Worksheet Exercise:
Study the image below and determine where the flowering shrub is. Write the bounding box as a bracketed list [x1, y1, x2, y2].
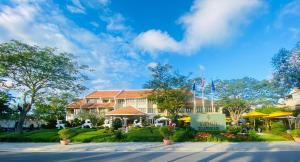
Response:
[194, 132, 211, 139]
[222, 132, 235, 139]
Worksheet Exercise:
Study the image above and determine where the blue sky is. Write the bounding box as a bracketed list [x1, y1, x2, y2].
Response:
[0, 0, 299, 92]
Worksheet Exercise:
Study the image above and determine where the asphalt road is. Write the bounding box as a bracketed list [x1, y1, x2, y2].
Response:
[0, 151, 299, 162]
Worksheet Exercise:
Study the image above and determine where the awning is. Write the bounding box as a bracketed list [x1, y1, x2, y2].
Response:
[243, 111, 268, 118]
[265, 112, 293, 118]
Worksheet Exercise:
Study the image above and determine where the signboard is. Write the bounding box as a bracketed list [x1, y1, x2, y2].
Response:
[190, 113, 226, 131]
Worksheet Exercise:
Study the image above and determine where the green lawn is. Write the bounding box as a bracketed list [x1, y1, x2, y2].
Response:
[0, 129, 59, 142]
[258, 133, 292, 141]
[0, 128, 294, 142]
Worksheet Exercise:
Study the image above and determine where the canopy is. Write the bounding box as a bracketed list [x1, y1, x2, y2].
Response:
[265, 112, 293, 118]
[179, 116, 190, 123]
[243, 111, 268, 118]
[242, 111, 268, 127]
[156, 117, 169, 121]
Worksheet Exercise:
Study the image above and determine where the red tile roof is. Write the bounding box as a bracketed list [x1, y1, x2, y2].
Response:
[86, 90, 120, 98]
[116, 90, 153, 98]
[106, 106, 146, 116]
[68, 99, 115, 109]
[68, 99, 85, 108]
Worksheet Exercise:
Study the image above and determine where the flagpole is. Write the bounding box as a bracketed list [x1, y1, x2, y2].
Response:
[211, 91, 214, 112]
[202, 89, 204, 113]
[193, 80, 196, 113]
[193, 90, 196, 113]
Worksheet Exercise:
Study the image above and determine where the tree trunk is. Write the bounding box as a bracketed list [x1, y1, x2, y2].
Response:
[16, 110, 26, 134]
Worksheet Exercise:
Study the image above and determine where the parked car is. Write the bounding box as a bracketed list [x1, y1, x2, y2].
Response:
[81, 119, 92, 128]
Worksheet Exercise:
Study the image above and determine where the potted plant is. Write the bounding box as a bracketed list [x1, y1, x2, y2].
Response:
[58, 128, 72, 145]
[292, 129, 300, 143]
[159, 126, 174, 145]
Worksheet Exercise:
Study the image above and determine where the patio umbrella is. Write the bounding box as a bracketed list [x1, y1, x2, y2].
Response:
[265, 112, 294, 129]
[265, 112, 293, 118]
[242, 111, 268, 127]
[179, 116, 190, 123]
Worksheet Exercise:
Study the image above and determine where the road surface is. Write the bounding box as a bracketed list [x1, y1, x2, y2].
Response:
[1, 151, 299, 162]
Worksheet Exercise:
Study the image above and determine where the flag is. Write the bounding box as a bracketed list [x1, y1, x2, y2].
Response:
[201, 78, 205, 92]
[211, 80, 215, 93]
[192, 80, 196, 91]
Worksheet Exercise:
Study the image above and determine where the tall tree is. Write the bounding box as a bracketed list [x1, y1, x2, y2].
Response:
[33, 93, 73, 122]
[272, 42, 300, 91]
[0, 40, 88, 133]
[144, 63, 192, 118]
[204, 77, 284, 105]
[218, 98, 250, 125]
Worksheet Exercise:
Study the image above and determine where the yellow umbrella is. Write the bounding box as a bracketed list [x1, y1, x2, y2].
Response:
[243, 111, 268, 127]
[226, 117, 231, 123]
[179, 116, 190, 123]
[243, 111, 268, 118]
[265, 112, 293, 118]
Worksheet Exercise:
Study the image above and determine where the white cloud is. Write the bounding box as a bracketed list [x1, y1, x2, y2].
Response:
[199, 65, 205, 71]
[101, 13, 128, 31]
[67, 0, 85, 14]
[147, 62, 158, 68]
[134, 29, 179, 53]
[134, 0, 262, 54]
[279, 0, 300, 18]
[0, 1, 146, 91]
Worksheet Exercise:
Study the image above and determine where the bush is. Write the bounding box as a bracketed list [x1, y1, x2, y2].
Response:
[248, 129, 259, 141]
[112, 118, 122, 130]
[171, 127, 196, 142]
[271, 121, 286, 135]
[114, 130, 124, 140]
[41, 119, 57, 129]
[70, 118, 84, 127]
[58, 128, 72, 140]
[126, 127, 162, 142]
[291, 129, 300, 137]
[227, 125, 242, 134]
[159, 126, 174, 140]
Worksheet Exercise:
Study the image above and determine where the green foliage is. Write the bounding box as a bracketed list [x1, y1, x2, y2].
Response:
[227, 125, 242, 134]
[114, 130, 124, 140]
[70, 118, 84, 127]
[149, 89, 191, 118]
[126, 127, 163, 142]
[144, 63, 192, 117]
[159, 126, 174, 140]
[206, 77, 284, 105]
[271, 121, 286, 135]
[291, 129, 300, 137]
[77, 111, 104, 126]
[255, 106, 283, 114]
[58, 128, 72, 140]
[41, 119, 57, 129]
[171, 127, 196, 142]
[33, 93, 73, 122]
[218, 98, 249, 125]
[272, 42, 300, 90]
[248, 129, 258, 140]
[112, 118, 122, 130]
[0, 129, 59, 142]
[0, 40, 88, 133]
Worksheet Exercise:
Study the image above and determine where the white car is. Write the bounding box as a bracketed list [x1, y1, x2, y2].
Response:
[81, 119, 92, 128]
[56, 120, 65, 129]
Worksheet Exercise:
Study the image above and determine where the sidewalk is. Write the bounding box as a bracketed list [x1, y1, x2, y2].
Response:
[1, 142, 300, 152]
